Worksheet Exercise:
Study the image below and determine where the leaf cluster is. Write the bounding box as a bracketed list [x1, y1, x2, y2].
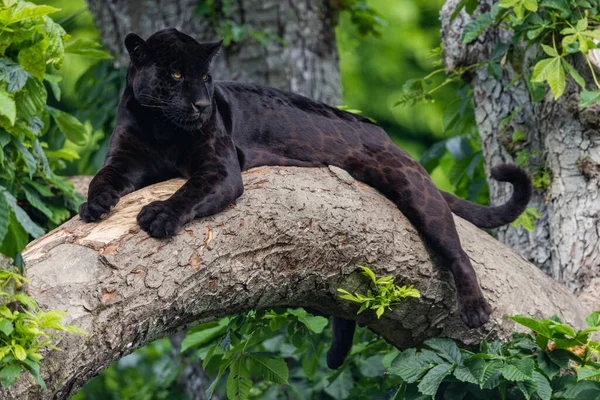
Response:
[337, 266, 420, 318]
[0, 268, 87, 389]
[387, 312, 600, 399]
[0, 0, 110, 257]
[459, 0, 600, 104]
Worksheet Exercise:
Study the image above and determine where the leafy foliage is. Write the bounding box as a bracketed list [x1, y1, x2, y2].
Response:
[0, 0, 110, 257]
[458, 0, 600, 104]
[337, 266, 420, 318]
[387, 312, 600, 399]
[0, 267, 87, 389]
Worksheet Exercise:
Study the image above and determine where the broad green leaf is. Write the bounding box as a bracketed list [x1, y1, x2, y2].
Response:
[227, 357, 252, 400]
[531, 56, 566, 100]
[509, 315, 554, 337]
[424, 338, 463, 364]
[0, 319, 13, 336]
[537, 351, 560, 379]
[23, 185, 52, 219]
[46, 106, 87, 145]
[17, 37, 49, 81]
[287, 309, 328, 333]
[562, 61, 585, 90]
[3, 191, 44, 238]
[246, 353, 289, 384]
[454, 364, 478, 384]
[44, 74, 62, 101]
[43, 17, 68, 69]
[64, 38, 112, 59]
[324, 370, 353, 400]
[533, 370, 552, 400]
[578, 367, 600, 381]
[0, 210, 29, 258]
[417, 363, 454, 396]
[501, 358, 534, 381]
[12, 344, 26, 361]
[1, 60, 28, 93]
[462, 11, 494, 44]
[15, 78, 46, 123]
[585, 311, 600, 327]
[15, 141, 36, 178]
[0, 362, 21, 388]
[9, 4, 59, 24]
[0, 192, 8, 244]
[541, 44, 558, 57]
[0, 91, 16, 126]
[580, 90, 600, 107]
[389, 348, 434, 383]
[181, 320, 228, 352]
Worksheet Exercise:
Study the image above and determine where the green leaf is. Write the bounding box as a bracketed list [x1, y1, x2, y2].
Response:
[508, 315, 553, 337]
[15, 141, 36, 178]
[531, 56, 566, 100]
[8, 4, 60, 24]
[585, 311, 600, 327]
[462, 11, 494, 44]
[0, 192, 9, 245]
[12, 344, 26, 361]
[562, 61, 585, 90]
[246, 353, 289, 384]
[17, 38, 49, 81]
[288, 309, 328, 333]
[181, 320, 228, 352]
[20, 356, 46, 390]
[64, 38, 113, 59]
[501, 358, 534, 381]
[0, 362, 21, 388]
[0, 60, 29, 93]
[3, 190, 44, 238]
[0, 91, 16, 126]
[580, 90, 600, 107]
[0, 319, 13, 336]
[533, 370, 552, 400]
[227, 357, 252, 400]
[325, 370, 353, 400]
[537, 351, 560, 379]
[23, 185, 52, 219]
[424, 338, 463, 364]
[417, 363, 454, 396]
[15, 78, 46, 123]
[578, 367, 600, 381]
[389, 348, 434, 383]
[46, 106, 87, 145]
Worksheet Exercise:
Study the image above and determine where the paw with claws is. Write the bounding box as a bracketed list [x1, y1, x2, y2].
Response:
[79, 189, 119, 222]
[137, 200, 182, 238]
[457, 291, 492, 328]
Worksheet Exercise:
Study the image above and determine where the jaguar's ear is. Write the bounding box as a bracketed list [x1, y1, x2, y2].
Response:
[204, 39, 223, 63]
[125, 33, 149, 65]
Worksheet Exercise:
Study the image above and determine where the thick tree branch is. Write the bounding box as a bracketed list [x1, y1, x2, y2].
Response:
[3, 167, 588, 399]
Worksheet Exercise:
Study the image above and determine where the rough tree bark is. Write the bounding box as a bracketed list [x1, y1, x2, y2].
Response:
[441, 0, 600, 306]
[0, 167, 589, 399]
[85, 0, 341, 105]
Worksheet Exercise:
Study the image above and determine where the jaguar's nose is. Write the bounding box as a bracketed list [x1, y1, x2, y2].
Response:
[191, 99, 210, 112]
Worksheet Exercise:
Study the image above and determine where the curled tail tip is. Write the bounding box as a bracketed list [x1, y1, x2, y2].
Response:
[490, 163, 530, 182]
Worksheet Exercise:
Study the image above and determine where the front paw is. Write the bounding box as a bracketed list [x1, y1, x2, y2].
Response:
[137, 201, 181, 238]
[79, 190, 119, 222]
[457, 292, 492, 329]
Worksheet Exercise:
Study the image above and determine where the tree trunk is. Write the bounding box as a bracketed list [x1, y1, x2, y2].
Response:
[85, 0, 341, 105]
[441, 0, 600, 306]
[0, 167, 588, 399]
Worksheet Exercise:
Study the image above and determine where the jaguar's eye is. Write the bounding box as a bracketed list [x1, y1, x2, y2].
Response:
[172, 71, 182, 80]
[202, 74, 208, 81]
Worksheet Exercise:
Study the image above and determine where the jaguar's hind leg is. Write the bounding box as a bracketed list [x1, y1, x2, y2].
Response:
[360, 158, 491, 328]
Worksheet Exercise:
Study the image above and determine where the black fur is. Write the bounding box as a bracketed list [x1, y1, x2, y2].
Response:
[80, 28, 532, 369]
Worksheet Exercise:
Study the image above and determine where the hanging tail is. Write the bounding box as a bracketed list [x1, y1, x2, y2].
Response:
[441, 164, 532, 228]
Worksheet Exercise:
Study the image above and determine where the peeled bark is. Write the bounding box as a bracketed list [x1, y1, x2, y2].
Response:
[441, 0, 600, 305]
[1, 166, 588, 399]
[85, 0, 341, 105]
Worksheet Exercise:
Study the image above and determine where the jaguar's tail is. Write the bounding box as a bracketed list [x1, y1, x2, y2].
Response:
[326, 317, 356, 369]
[441, 164, 532, 228]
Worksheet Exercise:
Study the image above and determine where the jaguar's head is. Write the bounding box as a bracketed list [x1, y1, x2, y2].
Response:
[124, 28, 222, 130]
